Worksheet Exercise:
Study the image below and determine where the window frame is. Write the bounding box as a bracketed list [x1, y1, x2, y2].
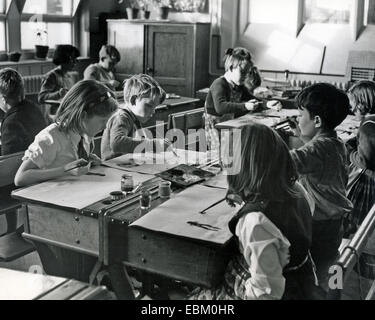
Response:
[20, 0, 80, 53]
[0, 0, 11, 53]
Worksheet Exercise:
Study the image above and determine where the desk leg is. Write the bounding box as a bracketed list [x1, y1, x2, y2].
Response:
[89, 260, 103, 285]
[108, 263, 135, 300]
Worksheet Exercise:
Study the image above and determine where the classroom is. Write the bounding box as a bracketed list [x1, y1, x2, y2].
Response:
[0, 0, 375, 302]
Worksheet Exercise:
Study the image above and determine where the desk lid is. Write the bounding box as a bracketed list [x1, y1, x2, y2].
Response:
[130, 184, 237, 246]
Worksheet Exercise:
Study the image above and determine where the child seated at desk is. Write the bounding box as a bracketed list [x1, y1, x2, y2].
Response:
[344, 116, 375, 279]
[347, 80, 375, 121]
[188, 123, 316, 300]
[289, 83, 353, 292]
[38, 45, 81, 123]
[0, 68, 46, 233]
[15, 80, 118, 187]
[101, 74, 171, 161]
[84, 45, 121, 91]
[204, 47, 263, 156]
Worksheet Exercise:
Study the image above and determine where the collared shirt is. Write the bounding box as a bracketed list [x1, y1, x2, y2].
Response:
[290, 130, 353, 221]
[23, 123, 92, 169]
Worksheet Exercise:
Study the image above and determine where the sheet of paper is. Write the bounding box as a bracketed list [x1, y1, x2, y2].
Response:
[0, 268, 66, 300]
[130, 184, 237, 245]
[202, 172, 228, 190]
[12, 166, 154, 210]
[105, 150, 208, 175]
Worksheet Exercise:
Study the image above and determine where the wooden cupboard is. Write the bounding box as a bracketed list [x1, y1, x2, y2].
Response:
[107, 20, 210, 97]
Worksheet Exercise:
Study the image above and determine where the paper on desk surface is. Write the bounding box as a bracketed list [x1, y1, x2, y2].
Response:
[216, 109, 300, 129]
[12, 166, 153, 210]
[203, 172, 228, 190]
[104, 149, 208, 175]
[130, 184, 236, 245]
[0, 268, 66, 300]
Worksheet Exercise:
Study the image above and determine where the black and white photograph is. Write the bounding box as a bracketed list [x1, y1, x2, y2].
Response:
[0, 0, 375, 307]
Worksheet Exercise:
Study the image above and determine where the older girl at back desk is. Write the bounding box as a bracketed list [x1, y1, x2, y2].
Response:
[204, 47, 263, 156]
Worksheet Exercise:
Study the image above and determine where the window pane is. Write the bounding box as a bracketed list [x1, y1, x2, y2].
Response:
[23, 0, 73, 16]
[0, 0, 5, 14]
[0, 21, 5, 51]
[249, 0, 297, 25]
[365, 0, 375, 25]
[304, 0, 352, 24]
[21, 21, 72, 50]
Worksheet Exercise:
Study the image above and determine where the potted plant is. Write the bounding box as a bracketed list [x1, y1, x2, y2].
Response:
[35, 29, 49, 59]
[139, 0, 152, 19]
[126, 0, 140, 19]
[154, 0, 172, 20]
[9, 51, 22, 62]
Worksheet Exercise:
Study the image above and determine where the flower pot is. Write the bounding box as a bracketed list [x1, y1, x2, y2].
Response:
[143, 10, 151, 20]
[126, 7, 139, 20]
[160, 6, 170, 20]
[9, 52, 21, 62]
[0, 53, 8, 62]
[35, 45, 49, 60]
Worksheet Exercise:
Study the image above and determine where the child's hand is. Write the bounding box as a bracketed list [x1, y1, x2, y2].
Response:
[59, 88, 68, 98]
[88, 154, 102, 166]
[267, 100, 282, 111]
[245, 99, 263, 112]
[108, 80, 120, 89]
[289, 117, 301, 137]
[64, 159, 90, 176]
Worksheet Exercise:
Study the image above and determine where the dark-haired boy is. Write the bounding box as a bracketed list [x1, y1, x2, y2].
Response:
[0, 68, 46, 233]
[290, 83, 353, 291]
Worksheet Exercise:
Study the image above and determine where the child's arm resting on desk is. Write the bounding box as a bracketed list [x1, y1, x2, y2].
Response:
[14, 158, 89, 187]
[236, 212, 289, 300]
[211, 80, 252, 116]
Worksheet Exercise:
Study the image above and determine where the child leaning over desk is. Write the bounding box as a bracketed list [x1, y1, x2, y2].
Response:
[12, 80, 135, 294]
[101, 74, 171, 161]
[187, 123, 316, 300]
[289, 83, 353, 293]
[15, 80, 118, 187]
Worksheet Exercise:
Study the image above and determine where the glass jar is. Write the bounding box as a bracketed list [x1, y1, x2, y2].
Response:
[121, 174, 134, 193]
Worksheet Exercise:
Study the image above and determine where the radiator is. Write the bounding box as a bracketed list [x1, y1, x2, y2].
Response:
[23, 75, 44, 95]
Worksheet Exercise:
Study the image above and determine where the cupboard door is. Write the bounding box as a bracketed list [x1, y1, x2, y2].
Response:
[146, 25, 194, 96]
[108, 22, 145, 80]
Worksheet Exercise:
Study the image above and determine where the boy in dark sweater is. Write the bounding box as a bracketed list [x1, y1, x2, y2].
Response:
[290, 83, 353, 291]
[0, 68, 46, 233]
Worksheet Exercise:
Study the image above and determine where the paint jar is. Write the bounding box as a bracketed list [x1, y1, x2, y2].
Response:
[158, 181, 171, 199]
[121, 174, 134, 193]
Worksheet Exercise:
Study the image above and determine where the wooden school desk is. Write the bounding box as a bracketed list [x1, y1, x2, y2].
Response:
[216, 109, 361, 143]
[11, 150, 233, 297]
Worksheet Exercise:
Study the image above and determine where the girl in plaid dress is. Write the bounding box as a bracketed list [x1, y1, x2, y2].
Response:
[189, 123, 317, 300]
[204, 47, 263, 158]
[344, 116, 375, 279]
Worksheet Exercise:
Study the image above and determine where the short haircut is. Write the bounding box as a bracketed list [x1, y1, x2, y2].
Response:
[227, 122, 298, 202]
[123, 74, 166, 105]
[52, 45, 80, 66]
[0, 68, 24, 99]
[56, 80, 118, 134]
[296, 83, 350, 130]
[223, 47, 253, 72]
[99, 45, 121, 63]
[348, 80, 375, 116]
